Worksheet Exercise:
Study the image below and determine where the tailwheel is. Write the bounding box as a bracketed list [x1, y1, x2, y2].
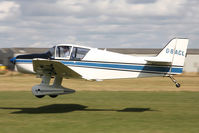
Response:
[49, 95, 58, 98]
[175, 83, 181, 88]
[36, 95, 45, 98]
[169, 75, 181, 88]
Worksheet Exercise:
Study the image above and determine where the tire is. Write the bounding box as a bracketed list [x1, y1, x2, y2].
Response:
[176, 83, 181, 88]
[49, 95, 58, 98]
[36, 95, 45, 98]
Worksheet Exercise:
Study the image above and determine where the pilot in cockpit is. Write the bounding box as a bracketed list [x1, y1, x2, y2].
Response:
[62, 46, 70, 57]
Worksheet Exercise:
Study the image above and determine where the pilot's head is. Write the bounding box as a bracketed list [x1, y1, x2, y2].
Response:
[63, 46, 70, 52]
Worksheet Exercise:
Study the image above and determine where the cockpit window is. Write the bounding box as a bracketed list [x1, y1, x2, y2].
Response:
[56, 46, 72, 58]
[71, 47, 90, 60]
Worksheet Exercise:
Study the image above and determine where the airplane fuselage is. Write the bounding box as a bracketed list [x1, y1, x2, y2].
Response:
[13, 46, 183, 80]
[9, 38, 189, 97]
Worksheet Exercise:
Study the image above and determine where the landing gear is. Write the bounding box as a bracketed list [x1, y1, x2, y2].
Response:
[49, 95, 58, 98]
[169, 75, 181, 88]
[32, 74, 75, 98]
[36, 95, 45, 98]
[32, 64, 76, 98]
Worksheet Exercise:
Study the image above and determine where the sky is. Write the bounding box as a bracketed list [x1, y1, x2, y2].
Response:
[0, 0, 198, 48]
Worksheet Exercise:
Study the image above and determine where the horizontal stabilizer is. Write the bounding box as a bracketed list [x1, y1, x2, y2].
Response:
[145, 57, 171, 63]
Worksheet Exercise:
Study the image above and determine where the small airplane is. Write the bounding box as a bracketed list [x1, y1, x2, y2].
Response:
[10, 38, 189, 98]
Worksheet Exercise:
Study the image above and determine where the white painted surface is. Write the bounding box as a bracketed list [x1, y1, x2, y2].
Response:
[16, 63, 34, 74]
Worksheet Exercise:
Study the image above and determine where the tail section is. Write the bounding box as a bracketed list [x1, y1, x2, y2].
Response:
[157, 38, 189, 67]
[157, 38, 189, 87]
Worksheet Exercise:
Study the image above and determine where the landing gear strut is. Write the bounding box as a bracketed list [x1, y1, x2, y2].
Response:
[169, 75, 181, 88]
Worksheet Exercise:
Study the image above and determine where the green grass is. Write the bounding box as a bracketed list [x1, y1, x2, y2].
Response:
[0, 91, 199, 133]
[0, 74, 199, 91]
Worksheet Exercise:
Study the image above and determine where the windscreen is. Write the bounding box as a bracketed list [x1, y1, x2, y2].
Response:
[47, 46, 55, 58]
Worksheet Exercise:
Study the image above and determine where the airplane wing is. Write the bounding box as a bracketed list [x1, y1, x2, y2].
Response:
[32, 59, 82, 79]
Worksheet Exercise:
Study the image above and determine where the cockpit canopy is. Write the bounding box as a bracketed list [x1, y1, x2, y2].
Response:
[48, 44, 90, 60]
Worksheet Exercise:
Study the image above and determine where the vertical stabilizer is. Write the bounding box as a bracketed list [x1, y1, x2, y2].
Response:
[157, 38, 189, 67]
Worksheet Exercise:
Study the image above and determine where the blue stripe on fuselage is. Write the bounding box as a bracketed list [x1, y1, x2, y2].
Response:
[16, 60, 33, 63]
[61, 61, 173, 73]
[16, 59, 183, 74]
[171, 67, 183, 73]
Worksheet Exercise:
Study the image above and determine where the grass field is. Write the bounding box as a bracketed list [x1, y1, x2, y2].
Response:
[0, 73, 199, 91]
[0, 73, 199, 133]
[0, 91, 199, 133]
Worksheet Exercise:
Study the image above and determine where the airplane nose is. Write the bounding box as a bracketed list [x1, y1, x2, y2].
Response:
[10, 57, 17, 64]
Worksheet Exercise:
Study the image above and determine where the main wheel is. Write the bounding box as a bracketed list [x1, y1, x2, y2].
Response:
[176, 83, 181, 88]
[49, 95, 58, 98]
[36, 95, 45, 98]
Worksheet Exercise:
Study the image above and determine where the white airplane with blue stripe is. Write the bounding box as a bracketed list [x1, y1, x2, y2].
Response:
[10, 38, 189, 98]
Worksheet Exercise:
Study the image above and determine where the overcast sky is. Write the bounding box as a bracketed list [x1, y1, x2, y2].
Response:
[0, 0, 198, 48]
